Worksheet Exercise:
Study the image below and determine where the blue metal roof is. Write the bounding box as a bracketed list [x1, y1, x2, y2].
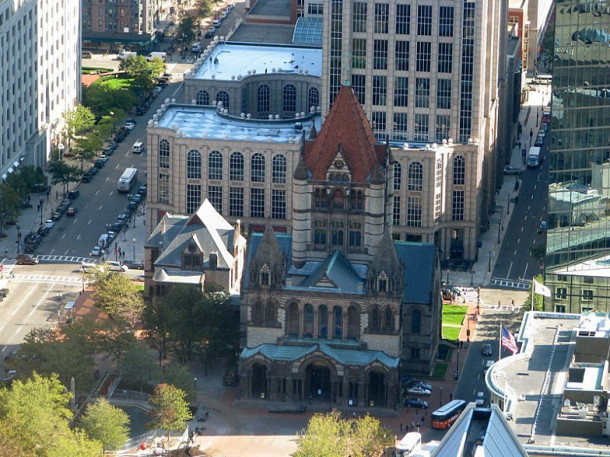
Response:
[298, 250, 364, 293]
[394, 242, 435, 304]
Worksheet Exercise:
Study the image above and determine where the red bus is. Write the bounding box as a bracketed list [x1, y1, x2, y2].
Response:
[431, 399, 467, 430]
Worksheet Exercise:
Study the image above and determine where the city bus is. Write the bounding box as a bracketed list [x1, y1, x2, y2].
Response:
[431, 399, 467, 430]
[117, 167, 138, 193]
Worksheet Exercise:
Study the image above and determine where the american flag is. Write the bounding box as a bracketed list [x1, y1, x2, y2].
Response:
[501, 324, 518, 354]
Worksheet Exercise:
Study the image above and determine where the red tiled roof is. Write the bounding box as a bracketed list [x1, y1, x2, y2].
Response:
[304, 85, 385, 183]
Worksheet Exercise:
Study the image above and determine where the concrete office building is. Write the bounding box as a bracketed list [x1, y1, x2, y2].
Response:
[544, 2, 610, 313]
[319, 0, 508, 262]
[0, 0, 80, 179]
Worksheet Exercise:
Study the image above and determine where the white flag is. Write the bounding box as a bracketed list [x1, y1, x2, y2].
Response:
[533, 278, 551, 297]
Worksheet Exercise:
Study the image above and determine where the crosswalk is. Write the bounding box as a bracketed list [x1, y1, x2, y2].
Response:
[491, 278, 531, 290]
[36, 254, 94, 264]
[11, 274, 83, 285]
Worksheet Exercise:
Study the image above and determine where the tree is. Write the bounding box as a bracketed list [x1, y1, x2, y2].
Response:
[0, 184, 21, 237]
[94, 319, 138, 371]
[81, 398, 130, 453]
[48, 159, 82, 194]
[517, 274, 546, 320]
[193, 0, 213, 19]
[176, 16, 197, 45]
[83, 82, 133, 117]
[294, 411, 393, 457]
[121, 342, 161, 392]
[160, 364, 197, 403]
[147, 383, 192, 443]
[120, 56, 165, 97]
[91, 270, 144, 326]
[63, 105, 96, 153]
[142, 296, 171, 363]
[0, 373, 102, 457]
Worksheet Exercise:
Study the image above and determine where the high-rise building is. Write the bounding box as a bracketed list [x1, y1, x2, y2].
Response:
[319, 0, 508, 262]
[0, 0, 80, 178]
[544, 1, 610, 313]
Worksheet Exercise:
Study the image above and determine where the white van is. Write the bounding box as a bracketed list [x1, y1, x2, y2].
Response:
[146, 51, 167, 62]
[191, 42, 203, 53]
[118, 51, 137, 60]
[98, 234, 110, 248]
[132, 140, 145, 154]
[396, 432, 421, 456]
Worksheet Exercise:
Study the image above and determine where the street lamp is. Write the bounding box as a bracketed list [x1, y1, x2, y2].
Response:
[16, 223, 21, 255]
[39, 196, 44, 226]
[488, 250, 492, 272]
[507, 194, 510, 215]
[470, 270, 475, 286]
[194, 377, 197, 403]
[132, 238, 136, 261]
[439, 386, 443, 407]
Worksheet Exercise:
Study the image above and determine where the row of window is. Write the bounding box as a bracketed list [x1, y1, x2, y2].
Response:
[352, 3, 454, 37]
[353, 75, 452, 109]
[393, 191, 463, 224]
[393, 156, 465, 191]
[353, 39, 452, 73]
[195, 86, 320, 114]
[313, 220, 363, 248]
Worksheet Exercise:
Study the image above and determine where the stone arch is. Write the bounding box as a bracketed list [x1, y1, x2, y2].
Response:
[366, 367, 387, 407]
[299, 356, 338, 402]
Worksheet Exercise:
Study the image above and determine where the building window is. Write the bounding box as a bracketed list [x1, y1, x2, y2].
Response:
[393, 196, 401, 225]
[251, 153, 265, 182]
[437, 79, 452, 109]
[412, 309, 421, 333]
[352, 2, 367, 33]
[216, 91, 229, 109]
[395, 4, 410, 34]
[314, 220, 327, 245]
[250, 188, 265, 218]
[452, 190, 464, 221]
[352, 74, 366, 104]
[555, 304, 566, 313]
[438, 42, 453, 73]
[331, 220, 344, 246]
[271, 189, 286, 219]
[394, 41, 409, 72]
[308, 87, 319, 110]
[393, 113, 408, 140]
[436, 115, 451, 142]
[435, 159, 443, 218]
[453, 156, 465, 185]
[334, 306, 342, 338]
[272, 154, 286, 184]
[371, 307, 380, 329]
[349, 222, 362, 247]
[372, 76, 387, 106]
[196, 90, 209, 105]
[283, 84, 296, 112]
[416, 41, 431, 72]
[394, 77, 408, 107]
[350, 190, 364, 210]
[372, 112, 387, 138]
[229, 187, 243, 216]
[556, 288, 567, 300]
[414, 113, 429, 141]
[582, 290, 594, 301]
[407, 196, 422, 227]
[332, 189, 345, 209]
[159, 174, 170, 204]
[393, 162, 402, 190]
[186, 184, 201, 213]
[583, 276, 594, 284]
[304, 304, 314, 337]
[374, 3, 389, 34]
[408, 162, 423, 191]
[159, 139, 170, 169]
[411, 347, 420, 359]
[417, 5, 432, 35]
[439, 6, 454, 37]
[319, 305, 328, 337]
[242, 86, 248, 114]
[207, 150, 222, 180]
[352, 38, 367, 69]
[415, 78, 430, 108]
[208, 185, 222, 212]
[257, 84, 270, 113]
[187, 150, 202, 179]
[230, 152, 244, 181]
[307, 2, 323, 14]
[373, 40, 388, 70]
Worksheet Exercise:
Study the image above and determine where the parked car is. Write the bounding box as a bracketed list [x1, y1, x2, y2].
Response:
[125, 119, 136, 130]
[117, 212, 129, 222]
[94, 158, 106, 169]
[81, 173, 92, 183]
[482, 343, 493, 357]
[538, 221, 547, 234]
[44, 219, 55, 229]
[51, 209, 63, 221]
[122, 259, 144, 270]
[503, 166, 520, 175]
[406, 386, 431, 397]
[404, 398, 428, 409]
[106, 231, 117, 242]
[16, 254, 38, 265]
[68, 190, 80, 199]
[408, 380, 433, 391]
[88, 166, 99, 176]
[534, 136, 544, 147]
[138, 185, 147, 196]
[90, 246, 104, 257]
[204, 28, 215, 38]
[65, 207, 77, 217]
[104, 261, 129, 272]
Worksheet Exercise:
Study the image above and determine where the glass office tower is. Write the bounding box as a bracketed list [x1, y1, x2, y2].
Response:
[545, 0, 610, 312]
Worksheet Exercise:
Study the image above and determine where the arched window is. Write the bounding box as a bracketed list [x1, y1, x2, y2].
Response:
[230, 152, 244, 181]
[251, 153, 265, 182]
[384, 307, 393, 330]
[319, 305, 328, 337]
[350, 190, 363, 211]
[187, 150, 201, 179]
[453, 156, 465, 185]
[208, 151, 222, 180]
[308, 87, 319, 111]
[408, 162, 423, 191]
[287, 303, 299, 336]
[195, 90, 209, 105]
[347, 306, 359, 339]
[412, 309, 421, 333]
[265, 301, 276, 323]
[371, 306, 380, 330]
[257, 85, 270, 113]
[159, 139, 170, 169]
[334, 306, 343, 338]
[283, 84, 296, 112]
[216, 91, 229, 109]
[332, 189, 345, 209]
[253, 301, 263, 322]
[314, 188, 328, 209]
[272, 154, 286, 184]
[393, 162, 401, 190]
[304, 304, 314, 337]
[377, 271, 388, 293]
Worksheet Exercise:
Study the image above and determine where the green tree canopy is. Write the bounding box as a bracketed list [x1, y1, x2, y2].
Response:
[80, 398, 130, 453]
[0, 373, 102, 457]
[90, 269, 144, 326]
[147, 383, 192, 442]
[120, 56, 165, 97]
[48, 159, 82, 194]
[0, 184, 21, 235]
[193, 0, 213, 19]
[176, 16, 197, 44]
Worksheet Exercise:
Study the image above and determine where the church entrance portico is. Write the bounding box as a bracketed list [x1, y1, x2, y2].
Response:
[305, 362, 331, 401]
[251, 363, 268, 399]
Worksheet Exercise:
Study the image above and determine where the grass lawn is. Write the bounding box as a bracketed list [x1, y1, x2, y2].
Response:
[430, 362, 448, 379]
[82, 67, 113, 75]
[442, 304, 468, 326]
[95, 75, 134, 90]
[442, 325, 461, 342]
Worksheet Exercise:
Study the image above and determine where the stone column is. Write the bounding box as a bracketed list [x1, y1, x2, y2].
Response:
[298, 305, 304, 338]
[313, 308, 319, 339]
[341, 307, 347, 340]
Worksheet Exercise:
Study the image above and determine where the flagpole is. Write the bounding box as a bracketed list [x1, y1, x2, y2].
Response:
[531, 276, 534, 312]
[499, 323, 502, 360]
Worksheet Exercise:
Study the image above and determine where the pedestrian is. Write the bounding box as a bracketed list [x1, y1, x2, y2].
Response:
[417, 426, 420, 433]
[10, 270, 14, 278]
[0, 265, 3, 278]
[449, 393, 453, 401]
[411, 421, 415, 431]
[421, 417, 424, 426]
[37, 203, 40, 211]
[400, 423, 403, 433]
[511, 299, 515, 306]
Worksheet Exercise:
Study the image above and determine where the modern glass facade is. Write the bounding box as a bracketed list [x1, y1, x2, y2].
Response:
[545, 0, 610, 313]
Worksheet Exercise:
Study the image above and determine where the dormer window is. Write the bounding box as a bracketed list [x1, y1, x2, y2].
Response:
[332, 188, 345, 209]
[377, 271, 388, 293]
[260, 264, 271, 286]
[182, 241, 203, 271]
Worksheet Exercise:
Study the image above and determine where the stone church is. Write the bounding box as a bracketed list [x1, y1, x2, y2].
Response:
[238, 86, 441, 410]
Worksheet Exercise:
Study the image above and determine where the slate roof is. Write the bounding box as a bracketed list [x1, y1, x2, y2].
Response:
[303, 85, 386, 183]
[243, 231, 292, 291]
[298, 250, 364, 293]
[146, 199, 237, 270]
[394, 242, 435, 304]
[240, 342, 399, 368]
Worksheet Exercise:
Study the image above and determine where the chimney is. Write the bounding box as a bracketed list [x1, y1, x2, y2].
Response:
[209, 252, 218, 269]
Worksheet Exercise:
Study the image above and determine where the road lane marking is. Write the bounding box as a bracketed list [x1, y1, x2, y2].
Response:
[50, 249, 55, 254]
[26, 282, 57, 319]
[109, 191, 114, 197]
[73, 218, 78, 224]
[520, 227, 524, 232]
[95, 190, 99, 196]
[11, 286, 38, 316]
[105, 177, 109, 182]
[61, 234, 66, 239]
[517, 238, 520, 244]
[88, 219, 92, 224]
[507, 261, 513, 278]
[77, 234, 81, 240]
[523, 262, 529, 279]
[98, 205, 103, 211]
